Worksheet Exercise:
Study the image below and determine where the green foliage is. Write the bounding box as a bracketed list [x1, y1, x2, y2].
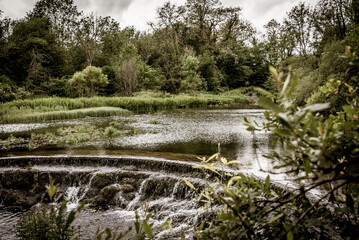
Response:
[16, 177, 84, 240]
[132, 207, 172, 240]
[104, 126, 122, 137]
[6, 17, 65, 91]
[68, 66, 109, 97]
[137, 64, 163, 91]
[192, 35, 359, 238]
[0, 75, 32, 103]
[180, 54, 204, 92]
[0, 92, 249, 123]
[199, 51, 222, 92]
[0, 107, 130, 123]
[244, 65, 358, 238]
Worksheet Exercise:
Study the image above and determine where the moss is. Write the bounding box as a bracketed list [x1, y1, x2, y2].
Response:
[94, 184, 120, 206]
[121, 184, 135, 193]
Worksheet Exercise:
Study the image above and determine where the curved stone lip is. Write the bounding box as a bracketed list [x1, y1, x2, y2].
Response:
[0, 155, 207, 175]
[0, 154, 198, 166]
[0, 155, 326, 202]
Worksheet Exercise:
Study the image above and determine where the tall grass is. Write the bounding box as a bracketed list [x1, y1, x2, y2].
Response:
[1, 107, 131, 123]
[1, 93, 249, 112]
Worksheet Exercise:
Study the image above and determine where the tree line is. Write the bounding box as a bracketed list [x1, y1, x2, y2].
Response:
[0, 0, 358, 102]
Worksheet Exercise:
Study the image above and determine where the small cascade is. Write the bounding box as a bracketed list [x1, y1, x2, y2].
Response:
[0, 155, 214, 240]
[64, 172, 97, 210]
[126, 177, 151, 211]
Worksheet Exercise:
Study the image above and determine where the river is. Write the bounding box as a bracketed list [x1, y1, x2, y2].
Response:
[0, 108, 282, 239]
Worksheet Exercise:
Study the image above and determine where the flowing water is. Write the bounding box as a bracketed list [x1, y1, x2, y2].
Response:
[0, 108, 295, 239]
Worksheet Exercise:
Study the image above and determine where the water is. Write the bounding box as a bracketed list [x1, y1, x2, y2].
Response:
[0, 162, 205, 239]
[1, 109, 273, 170]
[0, 108, 280, 239]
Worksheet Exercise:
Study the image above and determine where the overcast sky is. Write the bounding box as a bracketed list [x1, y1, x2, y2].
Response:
[0, 0, 319, 33]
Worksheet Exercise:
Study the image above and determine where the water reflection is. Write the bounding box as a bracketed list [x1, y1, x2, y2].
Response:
[0, 109, 273, 170]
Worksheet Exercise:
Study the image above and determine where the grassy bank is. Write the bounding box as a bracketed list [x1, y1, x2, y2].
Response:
[0, 91, 251, 123]
[0, 107, 131, 123]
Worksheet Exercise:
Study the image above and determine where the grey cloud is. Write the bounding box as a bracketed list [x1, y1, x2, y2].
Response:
[252, 0, 288, 16]
[75, 0, 134, 17]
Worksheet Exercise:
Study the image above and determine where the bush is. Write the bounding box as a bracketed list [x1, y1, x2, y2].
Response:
[104, 126, 121, 137]
[68, 66, 108, 97]
[0, 75, 31, 103]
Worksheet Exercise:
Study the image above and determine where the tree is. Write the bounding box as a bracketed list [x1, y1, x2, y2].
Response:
[116, 58, 138, 96]
[75, 14, 119, 66]
[180, 52, 204, 92]
[27, 0, 80, 46]
[184, 0, 241, 53]
[312, 0, 353, 54]
[6, 17, 65, 92]
[199, 51, 222, 91]
[285, 2, 313, 56]
[264, 19, 282, 64]
[67, 66, 108, 97]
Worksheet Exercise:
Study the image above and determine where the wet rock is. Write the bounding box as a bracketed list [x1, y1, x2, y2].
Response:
[121, 192, 136, 202]
[140, 178, 175, 200]
[84, 188, 100, 199]
[94, 184, 120, 206]
[121, 184, 135, 193]
[91, 173, 113, 189]
[1, 189, 41, 208]
[1, 170, 36, 189]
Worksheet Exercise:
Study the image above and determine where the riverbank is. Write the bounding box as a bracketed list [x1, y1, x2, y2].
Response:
[0, 90, 258, 124]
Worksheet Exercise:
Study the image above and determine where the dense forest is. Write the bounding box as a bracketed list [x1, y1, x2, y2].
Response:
[0, 0, 357, 102]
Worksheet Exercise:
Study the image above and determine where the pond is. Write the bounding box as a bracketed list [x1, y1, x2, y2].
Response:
[0, 108, 284, 239]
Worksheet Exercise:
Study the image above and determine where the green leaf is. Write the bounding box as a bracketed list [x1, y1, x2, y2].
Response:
[227, 160, 240, 165]
[287, 231, 294, 240]
[304, 159, 311, 175]
[47, 185, 57, 201]
[142, 221, 154, 239]
[134, 210, 140, 234]
[227, 176, 242, 188]
[265, 175, 270, 189]
[206, 153, 219, 162]
[158, 218, 172, 232]
[281, 73, 291, 97]
[65, 211, 76, 229]
[259, 96, 284, 113]
[184, 178, 197, 191]
[272, 128, 291, 137]
[270, 213, 283, 223]
[220, 157, 227, 164]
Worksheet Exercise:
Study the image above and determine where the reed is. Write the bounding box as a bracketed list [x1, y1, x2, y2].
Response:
[0, 91, 251, 123]
[1, 107, 131, 123]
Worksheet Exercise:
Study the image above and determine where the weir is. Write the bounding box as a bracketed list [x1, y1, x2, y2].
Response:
[0, 155, 211, 239]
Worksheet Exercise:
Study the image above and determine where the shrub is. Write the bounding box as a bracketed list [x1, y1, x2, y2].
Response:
[104, 126, 121, 137]
[68, 66, 108, 97]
